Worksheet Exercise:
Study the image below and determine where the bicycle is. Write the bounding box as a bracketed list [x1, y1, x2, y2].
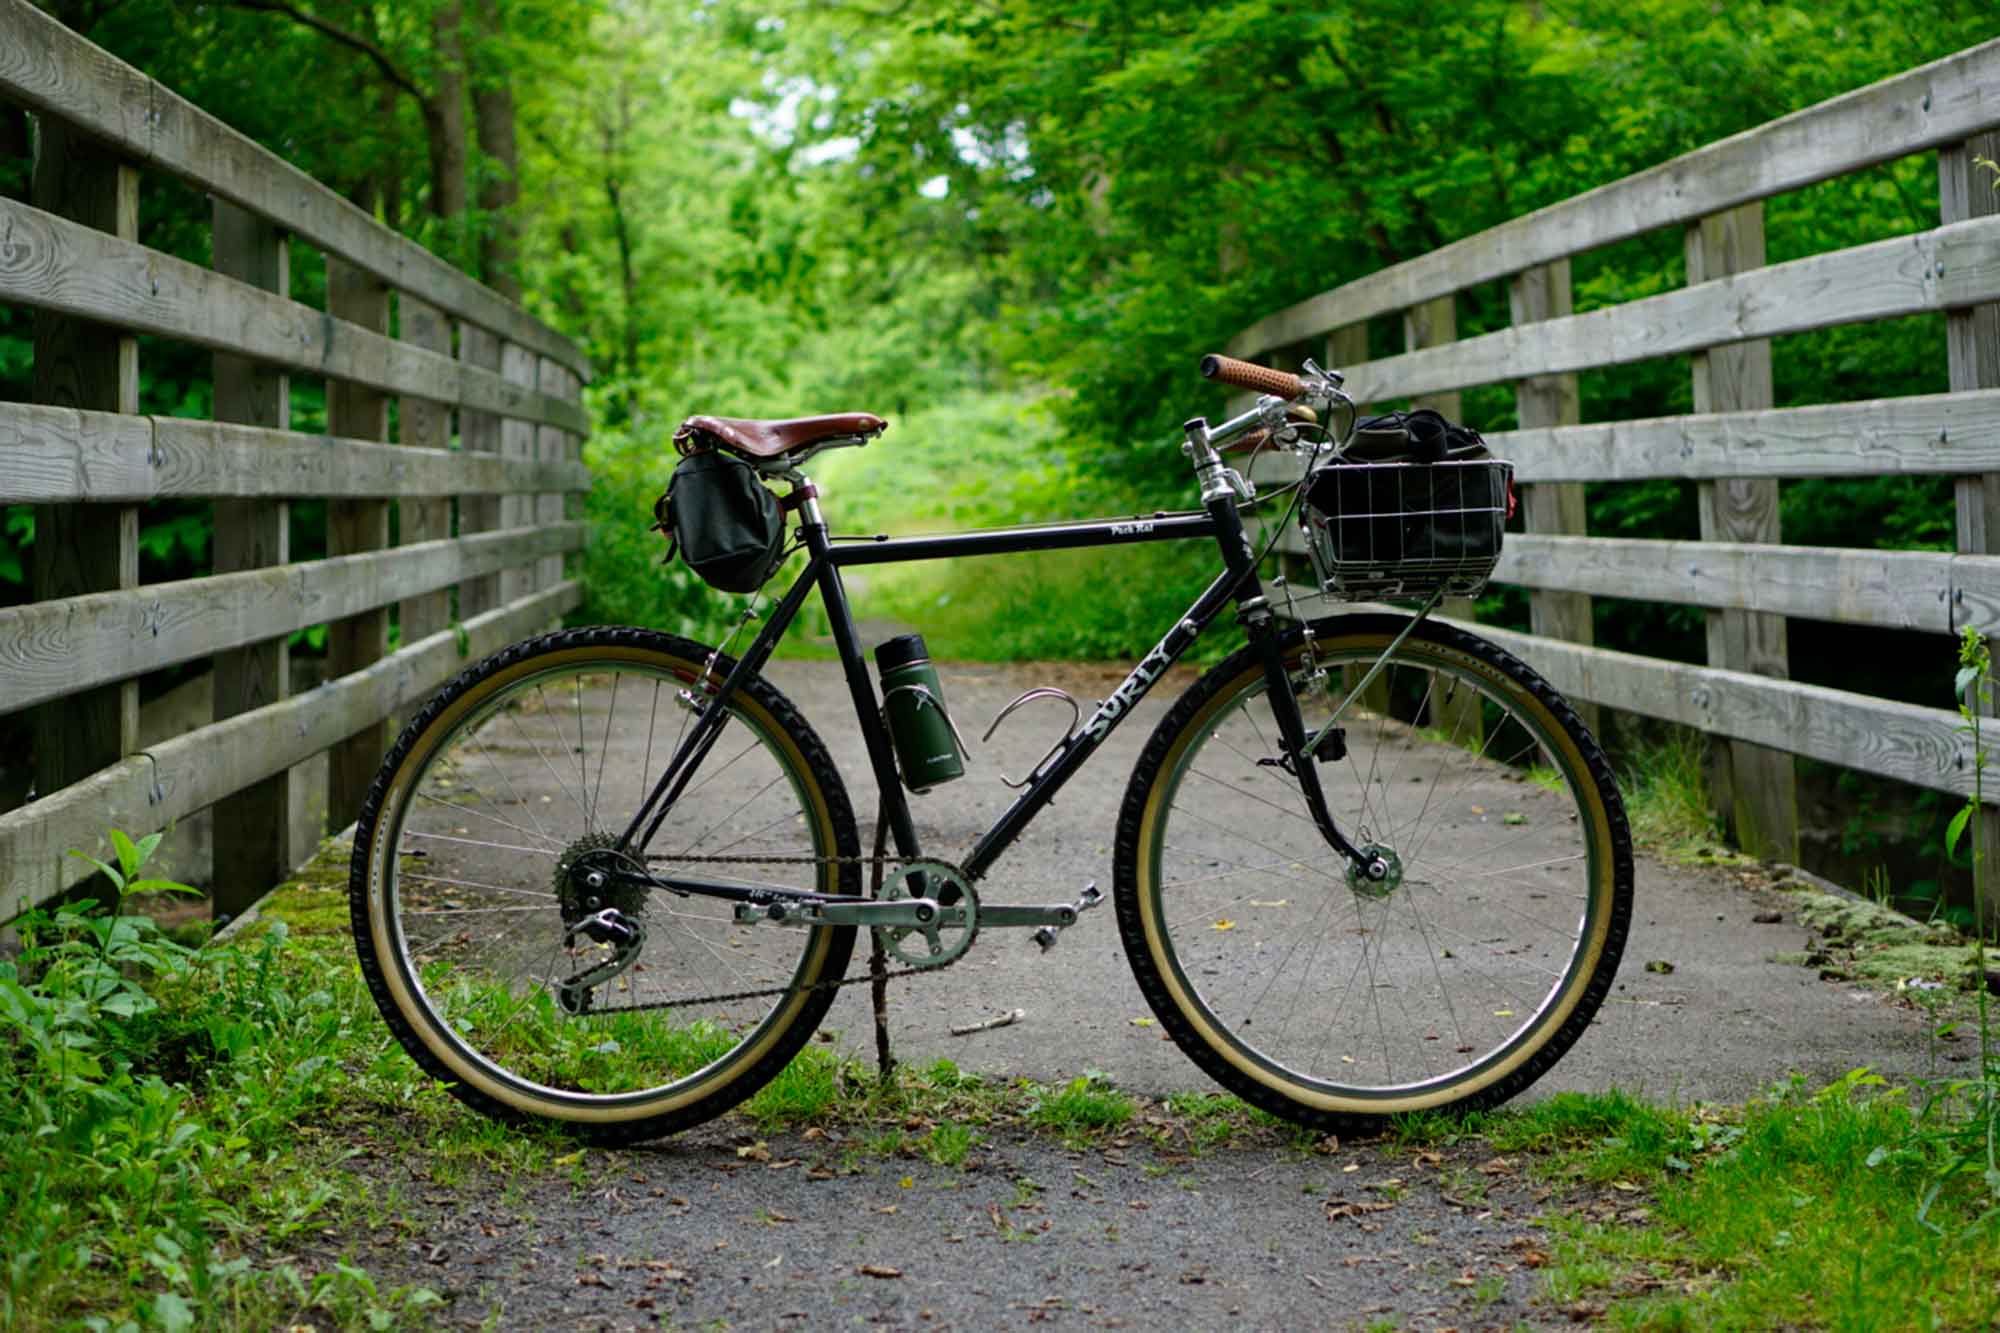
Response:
[348, 354, 1633, 1143]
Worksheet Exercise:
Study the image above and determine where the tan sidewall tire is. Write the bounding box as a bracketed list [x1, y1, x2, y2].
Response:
[1113, 615, 1631, 1127]
[348, 627, 859, 1140]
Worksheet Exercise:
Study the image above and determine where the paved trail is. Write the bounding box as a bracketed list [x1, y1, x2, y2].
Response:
[332, 656, 1934, 1330]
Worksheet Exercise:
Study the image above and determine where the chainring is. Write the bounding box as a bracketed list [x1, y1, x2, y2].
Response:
[874, 859, 979, 969]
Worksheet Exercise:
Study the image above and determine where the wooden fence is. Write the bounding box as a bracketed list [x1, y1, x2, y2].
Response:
[0, 1, 591, 920]
[1234, 38, 2000, 869]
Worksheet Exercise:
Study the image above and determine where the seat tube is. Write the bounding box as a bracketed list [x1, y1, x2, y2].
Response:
[799, 511, 924, 861]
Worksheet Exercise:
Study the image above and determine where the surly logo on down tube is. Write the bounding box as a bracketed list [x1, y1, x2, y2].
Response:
[1084, 620, 1196, 739]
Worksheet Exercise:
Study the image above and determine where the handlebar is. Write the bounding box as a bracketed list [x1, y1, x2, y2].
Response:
[1200, 353, 1303, 400]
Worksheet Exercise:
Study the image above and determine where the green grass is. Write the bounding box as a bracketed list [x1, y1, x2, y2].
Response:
[1539, 1072, 2000, 1329]
[1619, 726, 1734, 864]
[29, 831, 2000, 1330]
[1025, 1072, 1137, 1142]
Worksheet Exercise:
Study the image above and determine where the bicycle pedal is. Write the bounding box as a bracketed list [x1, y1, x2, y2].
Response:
[1032, 926, 1061, 952]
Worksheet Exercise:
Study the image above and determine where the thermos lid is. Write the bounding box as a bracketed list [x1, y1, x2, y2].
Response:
[873, 633, 931, 672]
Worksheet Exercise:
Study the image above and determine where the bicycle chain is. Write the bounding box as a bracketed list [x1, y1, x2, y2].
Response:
[577, 851, 974, 1014]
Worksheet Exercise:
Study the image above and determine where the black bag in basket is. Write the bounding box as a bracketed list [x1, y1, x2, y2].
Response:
[655, 446, 787, 593]
[1303, 409, 1509, 592]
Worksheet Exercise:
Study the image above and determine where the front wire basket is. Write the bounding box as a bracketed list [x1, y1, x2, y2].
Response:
[1300, 458, 1514, 601]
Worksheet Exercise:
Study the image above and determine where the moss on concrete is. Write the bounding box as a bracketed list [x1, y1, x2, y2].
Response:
[1778, 886, 1986, 991]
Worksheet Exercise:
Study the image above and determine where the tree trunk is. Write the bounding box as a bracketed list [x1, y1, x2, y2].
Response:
[471, 0, 521, 300]
[429, 2, 469, 225]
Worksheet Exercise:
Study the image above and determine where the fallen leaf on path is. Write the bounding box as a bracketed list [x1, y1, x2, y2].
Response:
[1644, 960, 1676, 975]
[857, 1264, 903, 1279]
[737, 1142, 772, 1162]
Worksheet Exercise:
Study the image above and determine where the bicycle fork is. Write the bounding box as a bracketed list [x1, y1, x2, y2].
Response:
[1185, 425, 1394, 886]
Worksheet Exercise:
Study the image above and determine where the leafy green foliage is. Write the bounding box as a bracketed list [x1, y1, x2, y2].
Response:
[0, 832, 441, 1328]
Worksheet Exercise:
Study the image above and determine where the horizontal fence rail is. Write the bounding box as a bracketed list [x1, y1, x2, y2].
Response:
[1230, 40, 2000, 362]
[0, 0, 593, 920]
[1233, 36, 2000, 875]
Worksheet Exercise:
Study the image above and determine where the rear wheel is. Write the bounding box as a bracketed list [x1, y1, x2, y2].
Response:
[1114, 615, 1630, 1130]
[349, 626, 859, 1143]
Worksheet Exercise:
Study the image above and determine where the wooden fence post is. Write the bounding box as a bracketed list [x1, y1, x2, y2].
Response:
[1509, 260, 1596, 736]
[399, 296, 452, 646]
[1686, 203, 1797, 862]
[1406, 293, 1481, 743]
[29, 121, 139, 842]
[1943, 130, 2000, 925]
[1325, 322, 1391, 714]
[457, 324, 503, 618]
[498, 341, 537, 605]
[210, 200, 292, 916]
[325, 258, 392, 833]
[536, 356, 566, 600]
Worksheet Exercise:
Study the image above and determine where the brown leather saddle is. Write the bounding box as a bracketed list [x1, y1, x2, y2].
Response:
[675, 413, 888, 463]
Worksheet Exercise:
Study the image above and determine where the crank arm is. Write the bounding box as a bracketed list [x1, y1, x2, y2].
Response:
[732, 897, 965, 930]
[983, 881, 1105, 930]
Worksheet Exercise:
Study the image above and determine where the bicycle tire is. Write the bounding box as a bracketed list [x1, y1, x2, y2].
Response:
[349, 626, 860, 1143]
[1114, 614, 1631, 1130]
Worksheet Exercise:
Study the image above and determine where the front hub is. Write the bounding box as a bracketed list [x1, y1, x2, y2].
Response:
[1346, 843, 1403, 901]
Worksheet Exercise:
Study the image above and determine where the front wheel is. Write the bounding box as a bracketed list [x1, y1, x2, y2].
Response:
[1114, 614, 1631, 1130]
[349, 626, 860, 1143]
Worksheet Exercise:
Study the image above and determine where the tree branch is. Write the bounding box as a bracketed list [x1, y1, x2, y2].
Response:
[226, 0, 428, 106]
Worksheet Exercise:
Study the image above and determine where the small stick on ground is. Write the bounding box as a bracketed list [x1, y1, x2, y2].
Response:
[949, 1008, 1024, 1037]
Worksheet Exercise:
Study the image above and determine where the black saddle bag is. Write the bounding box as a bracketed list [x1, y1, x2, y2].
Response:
[655, 447, 787, 593]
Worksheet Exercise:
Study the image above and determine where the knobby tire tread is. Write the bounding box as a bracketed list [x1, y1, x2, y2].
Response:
[1112, 614, 1633, 1132]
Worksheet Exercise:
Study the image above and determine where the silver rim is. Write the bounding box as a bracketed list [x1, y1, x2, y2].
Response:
[375, 657, 834, 1107]
[1144, 641, 1606, 1102]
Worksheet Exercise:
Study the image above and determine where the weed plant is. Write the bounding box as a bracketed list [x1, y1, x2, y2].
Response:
[1617, 724, 1727, 862]
[0, 835, 441, 1330]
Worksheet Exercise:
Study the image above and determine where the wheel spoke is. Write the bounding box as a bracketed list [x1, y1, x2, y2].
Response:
[355, 633, 858, 1129]
[1123, 624, 1626, 1123]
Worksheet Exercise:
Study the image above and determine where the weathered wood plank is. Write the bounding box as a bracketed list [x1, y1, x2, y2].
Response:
[0, 582, 582, 919]
[0, 0, 588, 376]
[325, 256, 391, 836]
[1447, 622, 1979, 803]
[209, 198, 293, 913]
[0, 196, 588, 433]
[457, 323, 504, 617]
[1688, 201, 1794, 861]
[398, 294, 452, 646]
[1944, 129, 2000, 927]
[1509, 261, 1595, 735]
[1229, 38, 2000, 358]
[29, 121, 139, 814]
[1404, 293, 1480, 740]
[0, 405, 587, 503]
[1495, 535, 1958, 633]
[0, 524, 583, 714]
[535, 357, 570, 594]
[1488, 388, 2000, 483]
[1315, 214, 2000, 405]
[499, 342, 538, 605]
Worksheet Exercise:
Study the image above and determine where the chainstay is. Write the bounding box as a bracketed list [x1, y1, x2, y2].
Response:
[583, 852, 971, 1014]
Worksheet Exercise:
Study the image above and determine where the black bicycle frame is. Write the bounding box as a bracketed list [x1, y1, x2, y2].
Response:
[616, 492, 1368, 902]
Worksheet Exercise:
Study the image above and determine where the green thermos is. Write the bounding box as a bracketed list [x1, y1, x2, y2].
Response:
[875, 634, 967, 793]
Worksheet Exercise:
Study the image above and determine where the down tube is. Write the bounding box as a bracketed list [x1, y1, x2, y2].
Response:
[961, 567, 1247, 880]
